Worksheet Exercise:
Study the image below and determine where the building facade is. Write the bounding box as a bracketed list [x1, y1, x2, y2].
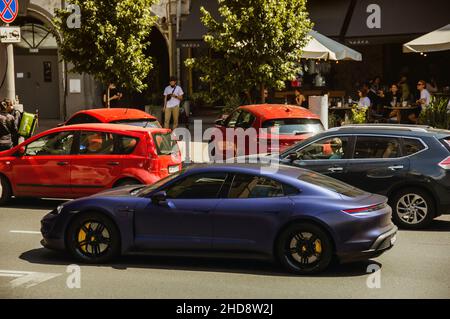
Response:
[0, 0, 193, 119]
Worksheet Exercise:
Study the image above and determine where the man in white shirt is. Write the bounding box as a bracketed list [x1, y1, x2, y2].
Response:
[163, 76, 184, 129]
[408, 80, 430, 123]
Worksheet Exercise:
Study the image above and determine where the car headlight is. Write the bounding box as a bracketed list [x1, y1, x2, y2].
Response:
[55, 205, 64, 215]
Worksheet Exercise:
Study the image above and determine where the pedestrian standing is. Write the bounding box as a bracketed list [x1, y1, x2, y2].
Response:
[0, 101, 17, 152]
[163, 76, 184, 129]
[4, 98, 22, 146]
[103, 83, 123, 108]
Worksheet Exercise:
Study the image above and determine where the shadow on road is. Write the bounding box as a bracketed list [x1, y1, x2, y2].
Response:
[20, 248, 380, 278]
[4, 198, 68, 210]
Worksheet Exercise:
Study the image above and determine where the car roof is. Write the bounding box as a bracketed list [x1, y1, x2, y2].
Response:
[72, 108, 157, 122]
[183, 163, 308, 181]
[43, 123, 171, 135]
[240, 104, 320, 122]
[326, 124, 450, 138]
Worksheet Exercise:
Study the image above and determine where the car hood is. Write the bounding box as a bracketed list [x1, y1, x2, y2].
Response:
[90, 185, 144, 198]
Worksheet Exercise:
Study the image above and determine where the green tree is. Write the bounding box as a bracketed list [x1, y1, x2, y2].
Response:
[53, 0, 158, 107]
[185, 0, 312, 105]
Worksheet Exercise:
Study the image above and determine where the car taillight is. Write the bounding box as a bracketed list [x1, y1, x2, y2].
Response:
[438, 156, 450, 170]
[343, 203, 386, 214]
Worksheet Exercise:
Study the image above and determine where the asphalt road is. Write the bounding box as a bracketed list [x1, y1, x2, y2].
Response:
[0, 198, 449, 299]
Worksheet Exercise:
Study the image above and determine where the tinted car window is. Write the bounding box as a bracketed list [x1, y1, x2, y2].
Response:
[225, 110, 242, 128]
[262, 118, 324, 135]
[228, 174, 286, 198]
[25, 131, 74, 156]
[403, 138, 425, 156]
[166, 173, 227, 199]
[78, 131, 114, 155]
[354, 136, 401, 159]
[235, 111, 255, 129]
[66, 114, 100, 125]
[299, 172, 366, 197]
[295, 136, 349, 160]
[153, 132, 179, 155]
[116, 135, 139, 154]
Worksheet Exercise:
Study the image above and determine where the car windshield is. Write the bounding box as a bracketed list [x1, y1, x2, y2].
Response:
[134, 171, 183, 197]
[152, 132, 179, 155]
[262, 118, 324, 135]
[111, 119, 160, 128]
[299, 171, 366, 197]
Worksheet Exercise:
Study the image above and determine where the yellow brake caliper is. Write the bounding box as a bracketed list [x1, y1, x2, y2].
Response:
[78, 223, 90, 252]
[314, 239, 322, 254]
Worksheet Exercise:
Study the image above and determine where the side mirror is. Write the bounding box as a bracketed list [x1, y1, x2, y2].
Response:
[215, 119, 225, 126]
[286, 152, 297, 162]
[57, 122, 65, 127]
[151, 191, 167, 205]
[16, 146, 26, 157]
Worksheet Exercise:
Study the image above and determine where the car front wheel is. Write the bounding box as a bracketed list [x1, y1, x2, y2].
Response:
[67, 212, 120, 263]
[390, 188, 435, 229]
[276, 223, 333, 275]
[0, 175, 12, 205]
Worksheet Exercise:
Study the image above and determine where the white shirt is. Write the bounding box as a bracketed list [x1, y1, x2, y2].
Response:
[358, 97, 371, 108]
[420, 89, 431, 107]
[164, 85, 184, 108]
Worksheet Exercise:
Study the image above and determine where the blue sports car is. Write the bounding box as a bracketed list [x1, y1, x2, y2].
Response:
[41, 164, 397, 274]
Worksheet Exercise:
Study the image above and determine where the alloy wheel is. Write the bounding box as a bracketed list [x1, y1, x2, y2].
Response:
[396, 193, 428, 225]
[285, 232, 323, 269]
[76, 221, 111, 258]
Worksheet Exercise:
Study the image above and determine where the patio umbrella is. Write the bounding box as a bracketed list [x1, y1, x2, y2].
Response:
[301, 30, 362, 61]
[403, 24, 450, 53]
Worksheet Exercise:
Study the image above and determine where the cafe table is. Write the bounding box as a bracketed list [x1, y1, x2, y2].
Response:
[384, 105, 418, 124]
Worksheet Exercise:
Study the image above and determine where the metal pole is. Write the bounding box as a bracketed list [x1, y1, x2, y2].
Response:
[5, 23, 16, 100]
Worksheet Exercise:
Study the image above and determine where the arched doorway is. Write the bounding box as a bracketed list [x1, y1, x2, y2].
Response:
[11, 16, 61, 119]
[121, 26, 170, 109]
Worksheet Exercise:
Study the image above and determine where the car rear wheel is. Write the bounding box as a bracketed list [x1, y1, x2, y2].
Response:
[276, 223, 333, 275]
[67, 212, 120, 263]
[390, 188, 435, 229]
[0, 175, 12, 205]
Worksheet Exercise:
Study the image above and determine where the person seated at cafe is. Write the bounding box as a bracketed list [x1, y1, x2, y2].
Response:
[426, 77, 438, 93]
[408, 80, 431, 124]
[357, 88, 371, 109]
[380, 84, 402, 121]
[294, 89, 307, 108]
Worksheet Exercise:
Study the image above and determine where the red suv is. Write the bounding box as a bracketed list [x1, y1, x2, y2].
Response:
[62, 108, 161, 128]
[213, 104, 324, 156]
[0, 124, 181, 203]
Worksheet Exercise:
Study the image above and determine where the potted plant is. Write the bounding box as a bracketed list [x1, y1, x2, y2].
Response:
[419, 97, 450, 129]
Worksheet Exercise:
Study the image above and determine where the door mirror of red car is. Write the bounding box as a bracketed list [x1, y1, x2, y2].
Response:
[151, 191, 167, 205]
[215, 119, 225, 127]
[16, 146, 26, 157]
[57, 122, 65, 127]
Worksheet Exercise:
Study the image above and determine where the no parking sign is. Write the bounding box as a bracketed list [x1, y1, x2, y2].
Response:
[0, 0, 18, 24]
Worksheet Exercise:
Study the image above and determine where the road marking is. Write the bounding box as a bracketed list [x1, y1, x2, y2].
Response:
[10, 230, 41, 234]
[0, 269, 61, 288]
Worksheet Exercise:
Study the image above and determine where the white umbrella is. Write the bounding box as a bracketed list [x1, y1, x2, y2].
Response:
[302, 30, 362, 61]
[403, 24, 450, 53]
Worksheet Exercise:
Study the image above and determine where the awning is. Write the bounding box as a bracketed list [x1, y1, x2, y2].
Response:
[302, 30, 362, 61]
[403, 24, 450, 53]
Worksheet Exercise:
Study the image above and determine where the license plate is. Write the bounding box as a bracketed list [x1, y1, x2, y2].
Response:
[390, 235, 397, 246]
[168, 165, 180, 174]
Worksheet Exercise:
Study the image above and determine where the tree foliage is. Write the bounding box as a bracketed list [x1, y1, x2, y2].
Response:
[185, 0, 312, 104]
[53, 0, 158, 92]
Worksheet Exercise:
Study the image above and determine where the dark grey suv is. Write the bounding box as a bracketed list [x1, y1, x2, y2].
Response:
[280, 125, 450, 229]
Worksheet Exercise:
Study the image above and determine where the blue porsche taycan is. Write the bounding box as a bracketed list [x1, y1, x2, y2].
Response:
[41, 164, 397, 274]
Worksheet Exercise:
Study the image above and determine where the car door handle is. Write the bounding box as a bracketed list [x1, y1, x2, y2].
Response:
[328, 167, 344, 172]
[388, 165, 404, 171]
[107, 161, 120, 166]
[57, 161, 69, 166]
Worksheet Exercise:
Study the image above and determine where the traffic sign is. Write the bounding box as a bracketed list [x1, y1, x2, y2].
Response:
[0, 0, 19, 24]
[0, 26, 20, 43]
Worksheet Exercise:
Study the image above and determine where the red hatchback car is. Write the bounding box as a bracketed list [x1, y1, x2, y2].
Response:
[213, 104, 324, 156]
[0, 124, 181, 204]
[62, 108, 161, 128]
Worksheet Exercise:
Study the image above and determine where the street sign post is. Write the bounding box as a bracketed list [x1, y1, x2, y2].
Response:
[0, 0, 19, 24]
